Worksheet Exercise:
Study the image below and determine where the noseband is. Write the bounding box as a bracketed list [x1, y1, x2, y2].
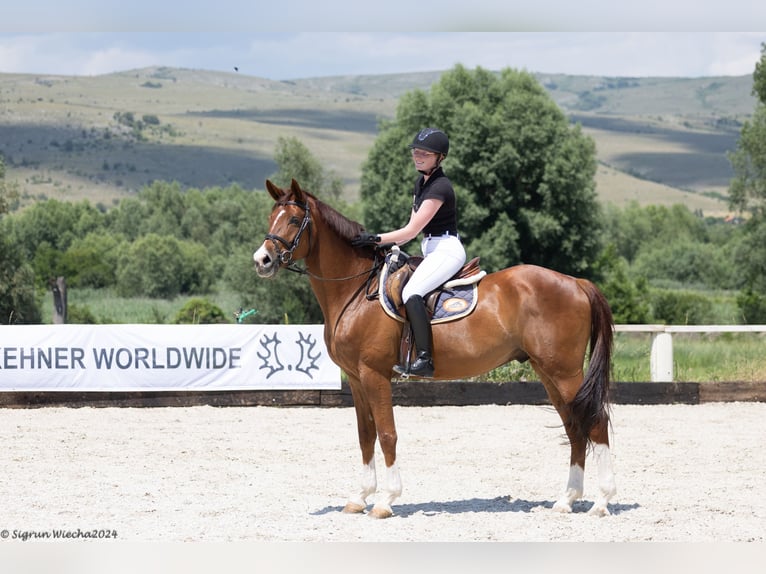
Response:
[264, 200, 312, 269]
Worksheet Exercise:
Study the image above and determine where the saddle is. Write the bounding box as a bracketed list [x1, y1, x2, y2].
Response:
[378, 246, 486, 324]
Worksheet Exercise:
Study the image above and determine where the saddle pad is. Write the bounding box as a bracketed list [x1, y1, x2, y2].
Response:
[378, 263, 479, 324]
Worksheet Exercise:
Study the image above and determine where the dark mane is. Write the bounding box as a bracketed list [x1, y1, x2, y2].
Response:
[311, 194, 366, 242]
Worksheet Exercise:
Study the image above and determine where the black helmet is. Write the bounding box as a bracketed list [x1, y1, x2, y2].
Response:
[408, 127, 449, 155]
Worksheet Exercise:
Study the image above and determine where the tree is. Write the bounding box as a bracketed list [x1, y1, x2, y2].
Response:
[359, 65, 602, 276]
[729, 42, 766, 215]
[0, 155, 41, 323]
[728, 43, 766, 321]
[271, 136, 343, 201]
[115, 234, 214, 299]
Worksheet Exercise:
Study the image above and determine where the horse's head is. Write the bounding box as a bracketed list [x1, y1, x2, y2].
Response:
[253, 179, 313, 278]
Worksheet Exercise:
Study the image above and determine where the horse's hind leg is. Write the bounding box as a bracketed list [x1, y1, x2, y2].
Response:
[585, 418, 616, 517]
[552, 402, 588, 514]
[550, 396, 615, 516]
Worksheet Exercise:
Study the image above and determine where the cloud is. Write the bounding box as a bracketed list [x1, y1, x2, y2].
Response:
[4, 1, 766, 33]
[0, 32, 763, 80]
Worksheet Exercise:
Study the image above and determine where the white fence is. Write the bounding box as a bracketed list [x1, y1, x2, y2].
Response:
[614, 324, 766, 382]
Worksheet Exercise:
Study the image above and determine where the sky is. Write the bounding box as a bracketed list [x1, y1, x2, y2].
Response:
[0, 3, 765, 81]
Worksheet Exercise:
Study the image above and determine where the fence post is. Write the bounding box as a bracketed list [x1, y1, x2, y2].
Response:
[50, 276, 67, 324]
[650, 332, 673, 382]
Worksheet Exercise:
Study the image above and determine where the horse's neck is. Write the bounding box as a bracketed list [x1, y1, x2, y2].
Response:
[306, 246, 375, 325]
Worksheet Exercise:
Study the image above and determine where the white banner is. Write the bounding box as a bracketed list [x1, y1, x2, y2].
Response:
[0, 324, 341, 391]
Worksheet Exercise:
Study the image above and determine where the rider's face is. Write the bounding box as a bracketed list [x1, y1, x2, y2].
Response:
[411, 148, 438, 170]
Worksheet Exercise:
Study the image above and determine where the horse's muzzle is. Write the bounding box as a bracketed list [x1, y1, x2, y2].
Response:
[253, 244, 280, 278]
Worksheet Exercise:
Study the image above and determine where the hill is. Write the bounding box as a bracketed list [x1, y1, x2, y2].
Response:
[0, 66, 756, 216]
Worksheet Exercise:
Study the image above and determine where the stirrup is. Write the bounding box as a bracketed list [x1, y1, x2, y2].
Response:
[392, 363, 409, 377]
[408, 355, 435, 378]
[392, 360, 434, 379]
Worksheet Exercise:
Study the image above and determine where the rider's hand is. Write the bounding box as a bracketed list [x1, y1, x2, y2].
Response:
[351, 232, 381, 247]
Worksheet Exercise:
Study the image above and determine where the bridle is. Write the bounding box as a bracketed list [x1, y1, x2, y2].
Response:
[264, 200, 312, 271]
[263, 199, 385, 285]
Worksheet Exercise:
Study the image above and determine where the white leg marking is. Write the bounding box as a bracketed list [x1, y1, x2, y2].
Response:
[347, 458, 377, 510]
[553, 464, 584, 513]
[371, 462, 402, 517]
[588, 443, 616, 517]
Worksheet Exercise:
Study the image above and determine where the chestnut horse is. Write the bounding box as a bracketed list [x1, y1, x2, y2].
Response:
[253, 179, 616, 518]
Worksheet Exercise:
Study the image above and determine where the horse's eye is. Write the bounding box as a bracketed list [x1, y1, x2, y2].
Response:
[289, 216, 301, 226]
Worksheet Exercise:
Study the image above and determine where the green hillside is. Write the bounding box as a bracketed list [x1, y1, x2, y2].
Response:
[0, 66, 756, 216]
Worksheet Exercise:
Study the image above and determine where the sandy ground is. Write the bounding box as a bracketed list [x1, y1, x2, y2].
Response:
[0, 402, 764, 543]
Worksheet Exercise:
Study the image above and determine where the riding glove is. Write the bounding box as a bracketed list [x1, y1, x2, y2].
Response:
[351, 232, 381, 247]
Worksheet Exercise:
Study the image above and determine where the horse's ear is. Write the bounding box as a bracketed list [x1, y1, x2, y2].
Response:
[265, 179, 282, 201]
[290, 179, 305, 202]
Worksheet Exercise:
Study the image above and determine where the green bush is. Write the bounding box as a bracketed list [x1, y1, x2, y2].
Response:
[66, 303, 99, 324]
[173, 298, 229, 324]
[650, 289, 714, 324]
[737, 287, 766, 324]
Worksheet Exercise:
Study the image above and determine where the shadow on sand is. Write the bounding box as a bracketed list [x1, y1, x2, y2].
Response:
[311, 496, 640, 517]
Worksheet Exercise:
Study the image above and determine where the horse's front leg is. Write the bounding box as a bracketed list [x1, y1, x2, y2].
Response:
[343, 379, 378, 514]
[343, 455, 378, 514]
[344, 371, 401, 518]
[370, 414, 402, 519]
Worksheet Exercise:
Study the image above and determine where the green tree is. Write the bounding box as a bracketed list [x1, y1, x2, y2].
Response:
[61, 232, 124, 288]
[728, 43, 766, 320]
[271, 136, 343, 201]
[6, 198, 104, 260]
[631, 238, 738, 290]
[106, 197, 148, 241]
[115, 234, 213, 299]
[359, 65, 601, 276]
[729, 42, 766, 215]
[138, 181, 186, 237]
[594, 244, 651, 324]
[0, 156, 41, 323]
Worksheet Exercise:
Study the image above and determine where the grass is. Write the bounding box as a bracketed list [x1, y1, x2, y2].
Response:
[46, 287, 766, 383]
[610, 332, 766, 383]
[45, 287, 256, 325]
[470, 332, 766, 384]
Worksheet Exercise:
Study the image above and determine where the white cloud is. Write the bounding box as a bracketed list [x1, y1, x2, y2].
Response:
[1, 32, 763, 80]
[79, 47, 160, 76]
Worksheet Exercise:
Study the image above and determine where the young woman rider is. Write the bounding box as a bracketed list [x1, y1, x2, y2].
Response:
[352, 127, 466, 378]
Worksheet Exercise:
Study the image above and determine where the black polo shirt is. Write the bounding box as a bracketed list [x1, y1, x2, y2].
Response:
[412, 167, 458, 236]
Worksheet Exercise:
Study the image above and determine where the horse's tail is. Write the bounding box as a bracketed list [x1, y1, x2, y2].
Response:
[570, 279, 614, 445]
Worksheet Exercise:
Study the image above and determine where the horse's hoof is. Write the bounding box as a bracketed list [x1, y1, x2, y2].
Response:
[552, 500, 573, 513]
[588, 504, 611, 517]
[342, 502, 366, 514]
[369, 505, 393, 519]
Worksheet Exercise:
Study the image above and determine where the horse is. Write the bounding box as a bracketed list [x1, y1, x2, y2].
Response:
[253, 179, 617, 518]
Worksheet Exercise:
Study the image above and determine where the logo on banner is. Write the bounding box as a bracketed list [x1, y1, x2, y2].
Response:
[257, 331, 322, 378]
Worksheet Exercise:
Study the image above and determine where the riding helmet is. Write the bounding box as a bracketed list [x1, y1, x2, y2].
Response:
[409, 127, 449, 156]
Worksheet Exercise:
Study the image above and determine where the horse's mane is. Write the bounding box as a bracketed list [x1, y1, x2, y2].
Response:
[309, 193, 366, 242]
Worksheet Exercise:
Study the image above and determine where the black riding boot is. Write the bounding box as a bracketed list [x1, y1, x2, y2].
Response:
[395, 295, 434, 378]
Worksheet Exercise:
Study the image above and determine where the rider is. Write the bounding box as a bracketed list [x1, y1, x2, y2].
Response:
[352, 127, 466, 378]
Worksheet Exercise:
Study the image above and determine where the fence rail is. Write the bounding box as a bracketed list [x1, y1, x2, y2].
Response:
[614, 324, 766, 382]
